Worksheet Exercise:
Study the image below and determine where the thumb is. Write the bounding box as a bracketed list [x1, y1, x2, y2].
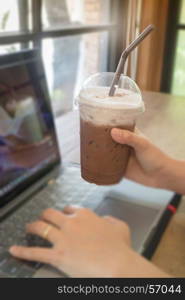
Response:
[111, 128, 149, 152]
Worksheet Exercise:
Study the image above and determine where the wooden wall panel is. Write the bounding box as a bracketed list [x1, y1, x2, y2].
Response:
[136, 0, 169, 91]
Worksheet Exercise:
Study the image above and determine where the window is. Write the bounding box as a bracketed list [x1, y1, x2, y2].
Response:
[0, 0, 32, 33]
[172, 29, 185, 95]
[161, 0, 185, 95]
[0, 0, 123, 116]
[172, 0, 185, 96]
[42, 0, 111, 28]
[42, 32, 109, 115]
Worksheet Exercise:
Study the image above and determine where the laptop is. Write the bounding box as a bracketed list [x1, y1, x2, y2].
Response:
[0, 49, 181, 278]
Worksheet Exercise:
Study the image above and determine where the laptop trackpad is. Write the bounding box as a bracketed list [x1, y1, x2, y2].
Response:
[95, 193, 160, 252]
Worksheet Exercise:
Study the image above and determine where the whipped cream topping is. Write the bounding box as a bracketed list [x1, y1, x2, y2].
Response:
[79, 87, 144, 110]
[78, 86, 145, 126]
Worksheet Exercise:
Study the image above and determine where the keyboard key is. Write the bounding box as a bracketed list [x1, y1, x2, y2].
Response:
[0, 253, 23, 276]
[26, 234, 52, 248]
[23, 260, 42, 270]
[0, 252, 10, 267]
[16, 265, 36, 278]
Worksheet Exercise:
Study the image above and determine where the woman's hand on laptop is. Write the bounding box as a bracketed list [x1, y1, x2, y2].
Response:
[9, 206, 168, 277]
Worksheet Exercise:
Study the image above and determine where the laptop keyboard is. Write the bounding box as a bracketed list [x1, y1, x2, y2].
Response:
[0, 165, 105, 277]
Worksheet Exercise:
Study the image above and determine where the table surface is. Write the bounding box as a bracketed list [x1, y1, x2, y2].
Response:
[55, 91, 185, 277]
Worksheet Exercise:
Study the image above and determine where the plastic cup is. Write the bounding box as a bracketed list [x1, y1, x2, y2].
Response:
[78, 72, 144, 185]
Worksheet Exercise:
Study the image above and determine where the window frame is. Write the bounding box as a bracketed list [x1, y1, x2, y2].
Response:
[161, 0, 183, 92]
[0, 0, 126, 72]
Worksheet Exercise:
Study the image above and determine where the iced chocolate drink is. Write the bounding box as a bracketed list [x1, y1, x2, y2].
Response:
[78, 73, 144, 185]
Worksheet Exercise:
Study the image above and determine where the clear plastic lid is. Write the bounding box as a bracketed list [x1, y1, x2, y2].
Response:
[78, 72, 144, 113]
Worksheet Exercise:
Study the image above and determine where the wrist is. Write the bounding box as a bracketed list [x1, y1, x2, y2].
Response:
[159, 157, 185, 194]
[151, 153, 173, 190]
[113, 248, 170, 277]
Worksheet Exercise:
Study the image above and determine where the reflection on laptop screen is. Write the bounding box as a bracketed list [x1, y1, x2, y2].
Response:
[0, 50, 60, 201]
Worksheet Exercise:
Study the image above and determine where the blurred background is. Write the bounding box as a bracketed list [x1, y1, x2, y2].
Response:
[0, 0, 184, 116]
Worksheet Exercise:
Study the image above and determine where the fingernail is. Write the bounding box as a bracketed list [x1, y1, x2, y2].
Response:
[26, 223, 32, 231]
[116, 129, 123, 137]
[68, 204, 81, 208]
[111, 128, 117, 136]
[9, 246, 17, 254]
[26, 223, 30, 230]
[111, 128, 124, 140]
[113, 128, 122, 134]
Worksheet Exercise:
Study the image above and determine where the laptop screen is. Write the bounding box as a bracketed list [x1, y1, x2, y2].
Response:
[0, 49, 60, 206]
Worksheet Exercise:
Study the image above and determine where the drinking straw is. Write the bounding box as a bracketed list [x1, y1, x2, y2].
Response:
[109, 24, 155, 96]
